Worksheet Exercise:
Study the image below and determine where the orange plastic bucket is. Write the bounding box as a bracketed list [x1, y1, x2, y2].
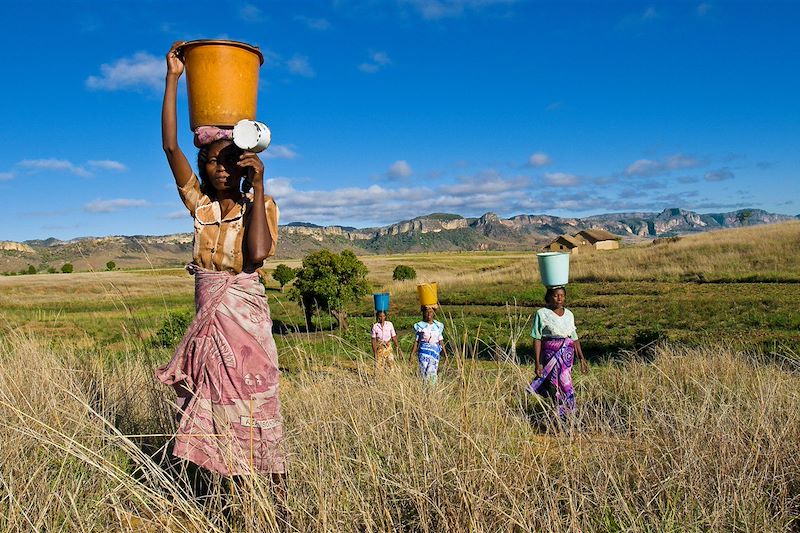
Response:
[179, 40, 264, 130]
[417, 282, 438, 307]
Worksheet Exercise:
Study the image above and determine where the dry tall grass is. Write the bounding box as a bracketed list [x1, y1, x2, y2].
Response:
[1, 330, 798, 531]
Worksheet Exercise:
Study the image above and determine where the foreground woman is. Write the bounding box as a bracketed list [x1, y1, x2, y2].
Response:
[155, 41, 284, 479]
[527, 286, 589, 418]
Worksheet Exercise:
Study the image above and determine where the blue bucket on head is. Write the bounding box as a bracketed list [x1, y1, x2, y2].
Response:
[373, 293, 390, 312]
[537, 252, 570, 288]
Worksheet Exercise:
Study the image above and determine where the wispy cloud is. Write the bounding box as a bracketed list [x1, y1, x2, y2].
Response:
[704, 167, 734, 182]
[17, 159, 92, 177]
[264, 145, 298, 160]
[359, 51, 391, 73]
[0, 171, 14, 181]
[641, 5, 659, 20]
[545, 101, 562, 111]
[696, 3, 712, 16]
[527, 152, 551, 167]
[400, 0, 516, 20]
[86, 52, 162, 92]
[239, 3, 264, 22]
[617, 4, 662, 31]
[87, 160, 127, 171]
[387, 160, 413, 179]
[625, 154, 705, 178]
[163, 209, 187, 220]
[295, 15, 331, 30]
[84, 199, 150, 213]
[544, 172, 580, 187]
[287, 55, 316, 77]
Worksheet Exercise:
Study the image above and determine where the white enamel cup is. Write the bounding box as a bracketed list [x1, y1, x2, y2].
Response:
[233, 119, 272, 153]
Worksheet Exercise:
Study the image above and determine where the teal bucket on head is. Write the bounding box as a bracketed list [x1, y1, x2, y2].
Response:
[373, 293, 390, 312]
[537, 252, 570, 288]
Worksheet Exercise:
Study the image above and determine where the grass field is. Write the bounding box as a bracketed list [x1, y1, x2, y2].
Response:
[1, 222, 799, 531]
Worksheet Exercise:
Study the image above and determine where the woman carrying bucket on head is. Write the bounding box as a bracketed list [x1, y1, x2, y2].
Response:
[156, 41, 286, 487]
[371, 293, 401, 371]
[527, 253, 589, 419]
[411, 283, 447, 384]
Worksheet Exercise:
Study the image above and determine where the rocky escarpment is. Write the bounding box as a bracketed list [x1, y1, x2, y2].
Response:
[2, 207, 794, 273]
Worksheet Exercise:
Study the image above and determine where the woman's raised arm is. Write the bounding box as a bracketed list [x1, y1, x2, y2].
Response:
[162, 41, 193, 189]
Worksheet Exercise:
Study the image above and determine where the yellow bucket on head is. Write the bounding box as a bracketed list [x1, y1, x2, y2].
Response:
[417, 282, 438, 307]
[179, 39, 264, 131]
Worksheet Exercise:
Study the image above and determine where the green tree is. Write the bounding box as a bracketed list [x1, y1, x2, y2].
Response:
[392, 264, 417, 281]
[106, 260, 116, 271]
[26, 265, 37, 275]
[290, 249, 370, 330]
[271, 263, 296, 292]
[61, 263, 74, 274]
[47, 267, 57, 274]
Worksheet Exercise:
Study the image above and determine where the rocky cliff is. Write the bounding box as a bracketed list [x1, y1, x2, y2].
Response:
[1, 207, 794, 273]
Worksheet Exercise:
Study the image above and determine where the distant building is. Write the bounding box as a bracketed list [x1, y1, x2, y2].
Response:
[574, 229, 621, 250]
[544, 234, 582, 254]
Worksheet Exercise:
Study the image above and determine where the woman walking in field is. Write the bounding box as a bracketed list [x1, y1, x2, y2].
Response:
[527, 286, 588, 418]
[155, 42, 285, 483]
[372, 310, 401, 371]
[411, 305, 447, 383]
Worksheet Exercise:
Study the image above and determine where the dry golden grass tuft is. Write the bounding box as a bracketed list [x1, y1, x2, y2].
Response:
[1, 331, 798, 531]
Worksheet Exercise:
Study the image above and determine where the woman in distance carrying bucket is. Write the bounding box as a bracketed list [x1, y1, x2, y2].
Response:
[527, 286, 589, 418]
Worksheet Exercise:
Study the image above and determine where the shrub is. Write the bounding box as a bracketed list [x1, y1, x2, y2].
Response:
[150, 309, 194, 348]
[392, 265, 417, 281]
[290, 249, 370, 330]
[106, 261, 116, 271]
[271, 264, 296, 292]
[61, 263, 74, 274]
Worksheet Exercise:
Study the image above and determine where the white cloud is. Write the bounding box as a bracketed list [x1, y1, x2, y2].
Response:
[264, 145, 298, 160]
[387, 160, 413, 179]
[17, 159, 92, 177]
[295, 16, 331, 30]
[527, 152, 551, 167]
[440, 175, 528, 196]
[704, 168, 734, 182]
[625, 153, 704, 177]
[544, 172, 580, 187]
[268, 173, 546, 225]
[87, 160, 127, 171]
[287, 55, 315, 77]
[400, 0, 516, 20]
[0, 171, 14, 181]
[359, 51, 392, 73]
[84, 199, 150, 213]
[86, 52, 163, 92]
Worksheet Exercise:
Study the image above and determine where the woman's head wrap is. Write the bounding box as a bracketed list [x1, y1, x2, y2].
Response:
[194, 126, 234, 147]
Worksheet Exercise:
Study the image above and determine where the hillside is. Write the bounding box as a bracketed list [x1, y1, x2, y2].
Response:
[0, 207, 794, 273]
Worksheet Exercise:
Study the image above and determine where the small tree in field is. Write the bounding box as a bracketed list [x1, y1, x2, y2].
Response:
[61, 263, 74, 274]
[290, 249, 370, 330]
[271, 264, 296, 292]
[392, 264, 417, 281]
[106, 261, 116, 271]
[26, 265, 37, 275]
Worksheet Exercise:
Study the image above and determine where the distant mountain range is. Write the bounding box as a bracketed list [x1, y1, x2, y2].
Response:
[1, 208, 797, 273]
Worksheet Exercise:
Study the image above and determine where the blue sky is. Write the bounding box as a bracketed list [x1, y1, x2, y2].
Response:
[1, 0, 798, 241]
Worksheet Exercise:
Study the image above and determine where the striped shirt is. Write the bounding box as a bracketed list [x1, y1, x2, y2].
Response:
[178, 173, 279, 273]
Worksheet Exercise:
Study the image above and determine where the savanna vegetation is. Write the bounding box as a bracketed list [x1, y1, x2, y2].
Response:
[0, 221, 798, 531]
